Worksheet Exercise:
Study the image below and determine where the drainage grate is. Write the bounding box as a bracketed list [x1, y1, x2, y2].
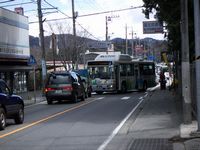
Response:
[185, 139, 200, 150]
[129, 138, 173, 150]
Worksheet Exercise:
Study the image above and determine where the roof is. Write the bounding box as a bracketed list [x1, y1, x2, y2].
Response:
[95, 54, 132, 62]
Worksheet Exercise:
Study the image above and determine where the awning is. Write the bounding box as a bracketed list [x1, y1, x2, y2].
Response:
[0, 65, 34, 72]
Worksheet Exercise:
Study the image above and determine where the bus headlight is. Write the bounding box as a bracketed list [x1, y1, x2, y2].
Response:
[108, 84, 113, 89]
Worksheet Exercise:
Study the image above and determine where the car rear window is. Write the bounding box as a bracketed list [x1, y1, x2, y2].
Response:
[48, 74, 71, 85]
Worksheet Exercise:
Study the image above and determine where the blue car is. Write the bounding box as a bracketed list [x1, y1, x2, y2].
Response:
[0, 79, 24, 130]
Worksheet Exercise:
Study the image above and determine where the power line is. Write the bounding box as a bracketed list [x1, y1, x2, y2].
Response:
[0, 1, 33, 7]
[29, 5, 143, 23]
[43, 0, 100, 40]
[78, 6, 143, 18]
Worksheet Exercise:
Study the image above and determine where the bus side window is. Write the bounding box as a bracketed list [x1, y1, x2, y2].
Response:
[127, 64, 134, 76]
[139, 65, 144, 75]
[120, 64, 126, 76]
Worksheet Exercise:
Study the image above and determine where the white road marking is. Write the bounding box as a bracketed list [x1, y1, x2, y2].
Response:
[144, 93, 148, 98]
[97, 98, 145, 150]
[97, 97, 105, 100]
[139, 97, 143, 100]
[121, 97, 130, 100]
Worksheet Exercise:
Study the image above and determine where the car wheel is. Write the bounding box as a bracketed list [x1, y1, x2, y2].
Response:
[85, 91, 88, 98]
[14, 105, 24, 124]
[0, 108, 6, 130]
[72, 93, 78, 103]
[88, 91, 92, 97]
[47, 98, 52, 105]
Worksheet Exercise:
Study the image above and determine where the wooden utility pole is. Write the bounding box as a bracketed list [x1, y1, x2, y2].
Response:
[105, 16, 108, 41]
[71, 0, 77, 69]
[37, 0, 47, 92]
[194, 0, 200, 131]
[52, 33, 56, 71]
[180, 0, 192, 124]
[125, 24, 128, 54]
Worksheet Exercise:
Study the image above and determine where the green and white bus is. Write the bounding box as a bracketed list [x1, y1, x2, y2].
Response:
[87, 54, 156, 94]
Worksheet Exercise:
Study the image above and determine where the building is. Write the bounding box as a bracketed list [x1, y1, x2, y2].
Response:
[0, 8, 32, 93]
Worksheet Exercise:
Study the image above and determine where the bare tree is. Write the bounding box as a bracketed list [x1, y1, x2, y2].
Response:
[47, 21, 90, 70]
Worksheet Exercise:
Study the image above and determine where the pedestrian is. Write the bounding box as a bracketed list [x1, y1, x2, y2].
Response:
[159, 70, 166, 90]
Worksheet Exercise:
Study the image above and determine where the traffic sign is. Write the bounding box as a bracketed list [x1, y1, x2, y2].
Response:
[28, 55, 37, 65]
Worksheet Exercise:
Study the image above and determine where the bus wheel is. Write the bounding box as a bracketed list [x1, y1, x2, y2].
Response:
[121, 82, 127, 93]
[143, 82, 147, 91]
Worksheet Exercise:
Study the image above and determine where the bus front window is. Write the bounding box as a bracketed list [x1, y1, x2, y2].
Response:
[89, 66, 114, 79]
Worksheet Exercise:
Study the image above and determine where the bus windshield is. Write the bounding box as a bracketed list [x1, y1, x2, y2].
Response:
[88, 66, 114, 79]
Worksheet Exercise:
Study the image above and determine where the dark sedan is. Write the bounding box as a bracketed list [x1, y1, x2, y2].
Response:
[0, 79, 24, 130]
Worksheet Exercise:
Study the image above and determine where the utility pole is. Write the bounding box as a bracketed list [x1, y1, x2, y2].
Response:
[37, 0, 47, 92]
[71, 0, 77, 69]
[105, 16, 108, 54]
[180, 0, 192, 124]
[52, 33, 56, 71]
[131, 29, 134, 57]
[193, 0, 200, 131]
[125, 24, 128, 54]
[105, 16, 108, 41]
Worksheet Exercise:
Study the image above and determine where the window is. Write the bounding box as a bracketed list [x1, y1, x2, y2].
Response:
[140, 64, 155, 75]
[127, 64, 134, 76]
[120, 64, 127, 76]
[0, 82, 10, 95]
[48, 74, 71, 84]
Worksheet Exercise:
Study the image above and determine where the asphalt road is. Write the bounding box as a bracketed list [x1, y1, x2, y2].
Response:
[0, 91, 148, 150]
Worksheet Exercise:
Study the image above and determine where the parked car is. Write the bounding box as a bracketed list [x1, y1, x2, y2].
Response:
[0, 79, 24, 130]
[45, 71, 86, 104]
[74, 69, 92, 98]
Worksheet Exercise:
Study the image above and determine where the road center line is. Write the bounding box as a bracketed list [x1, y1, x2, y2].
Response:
[0, 98, 99, 139]
[97, 98, 145, 150]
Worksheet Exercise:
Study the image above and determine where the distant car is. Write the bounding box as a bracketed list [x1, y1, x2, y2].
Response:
[74, 69, 92, 98]
[45, 71, 86, 104]
[0, 79, 24, 130]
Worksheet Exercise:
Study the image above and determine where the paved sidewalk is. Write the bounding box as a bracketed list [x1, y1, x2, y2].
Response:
[18, 90, 46, 106]
[127, 88, 182, 150]
[106, 86, 183, 150]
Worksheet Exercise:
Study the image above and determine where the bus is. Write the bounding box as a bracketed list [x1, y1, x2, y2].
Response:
[87, 54, 156, 94]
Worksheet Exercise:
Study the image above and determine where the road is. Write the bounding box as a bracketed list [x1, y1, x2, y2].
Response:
[0, 91, 148, 150]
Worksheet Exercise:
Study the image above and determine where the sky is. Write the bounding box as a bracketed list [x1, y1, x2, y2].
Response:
[1, 0, 165, 41]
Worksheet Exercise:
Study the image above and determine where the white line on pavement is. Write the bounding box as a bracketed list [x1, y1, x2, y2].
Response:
[121, 97, 130, 100]
[97, 98, 145, 150]
[139, 97, 143, 100]
[97, 97, 105, 100]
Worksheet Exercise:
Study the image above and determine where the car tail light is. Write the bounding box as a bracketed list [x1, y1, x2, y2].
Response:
[62, 86, 73, 91]
[45, 87, 55, 92]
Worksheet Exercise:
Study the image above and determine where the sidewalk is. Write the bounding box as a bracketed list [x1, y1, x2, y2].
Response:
[18, 90, 46, 106]
[126, 87, 182, 150]
[127, 86, 200, 150]
[106, 84, 200, 150]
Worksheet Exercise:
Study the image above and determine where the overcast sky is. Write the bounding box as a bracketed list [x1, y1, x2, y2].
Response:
[2, 0, 165, 40]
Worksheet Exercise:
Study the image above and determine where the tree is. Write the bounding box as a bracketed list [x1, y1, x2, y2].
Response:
[142, 0, 194, 62]
[47, 21, 90, 70]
